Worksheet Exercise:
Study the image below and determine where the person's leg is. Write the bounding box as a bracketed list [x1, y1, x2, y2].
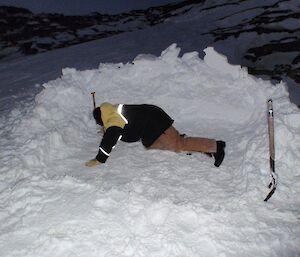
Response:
[148, 126, 225, 167]
[178, 135, 217, 153]
[148, 126, 216, 153]
[147, 126, 181, 151]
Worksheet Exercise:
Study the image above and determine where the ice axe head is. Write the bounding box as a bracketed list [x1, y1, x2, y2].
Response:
[91, 92, 96, 109]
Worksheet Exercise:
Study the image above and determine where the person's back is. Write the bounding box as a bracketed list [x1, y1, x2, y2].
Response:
[121, 104, 174, 147]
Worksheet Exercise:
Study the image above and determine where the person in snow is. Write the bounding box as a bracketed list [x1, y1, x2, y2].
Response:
[85, 102, 226, 167]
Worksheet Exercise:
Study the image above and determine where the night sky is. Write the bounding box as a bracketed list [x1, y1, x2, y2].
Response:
[0, 0, 181, 14]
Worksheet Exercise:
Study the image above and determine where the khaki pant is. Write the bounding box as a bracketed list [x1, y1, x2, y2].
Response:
[148, 126, 217, 153]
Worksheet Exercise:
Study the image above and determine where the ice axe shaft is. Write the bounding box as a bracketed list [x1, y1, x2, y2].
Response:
[264, 99, 277, 202]
[91, 92, 96, 109]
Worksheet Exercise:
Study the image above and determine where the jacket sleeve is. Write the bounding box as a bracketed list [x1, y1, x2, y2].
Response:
[95, 126, 123, 163]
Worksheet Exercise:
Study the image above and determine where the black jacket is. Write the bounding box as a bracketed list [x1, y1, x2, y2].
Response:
[95, 104, 174, 163]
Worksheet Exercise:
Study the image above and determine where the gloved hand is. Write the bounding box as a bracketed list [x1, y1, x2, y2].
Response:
[85, 158, 100, 167]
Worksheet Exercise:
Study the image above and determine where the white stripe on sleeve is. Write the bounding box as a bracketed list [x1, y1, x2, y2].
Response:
[99, 147, 110, 157]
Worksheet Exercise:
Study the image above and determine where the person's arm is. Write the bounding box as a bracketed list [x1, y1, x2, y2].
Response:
[96, 126, 123, 163]
[86, 103, 126, 167]
[85, 126, 123, 167]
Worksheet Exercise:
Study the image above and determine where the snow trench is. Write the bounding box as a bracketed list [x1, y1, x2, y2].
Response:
[0, 44, 299, 257]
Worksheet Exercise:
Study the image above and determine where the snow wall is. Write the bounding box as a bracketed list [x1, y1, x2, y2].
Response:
[0, 44, 300, 257]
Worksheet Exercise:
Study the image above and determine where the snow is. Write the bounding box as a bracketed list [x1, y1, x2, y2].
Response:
[1, 43, 300, 257]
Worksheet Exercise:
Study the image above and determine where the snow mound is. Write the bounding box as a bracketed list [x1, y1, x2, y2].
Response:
[1, 44, 300, 257]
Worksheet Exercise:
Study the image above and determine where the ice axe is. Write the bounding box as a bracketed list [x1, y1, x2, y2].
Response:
[264, 99, 277, 202]
[90, 91, 102, 134]
[91, 92, 96, 109]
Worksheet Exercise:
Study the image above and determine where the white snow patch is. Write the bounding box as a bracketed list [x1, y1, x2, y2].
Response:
[0, 44, 300, 257]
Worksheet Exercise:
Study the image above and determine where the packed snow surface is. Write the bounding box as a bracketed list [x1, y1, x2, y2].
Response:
[0, 44, 300, 256]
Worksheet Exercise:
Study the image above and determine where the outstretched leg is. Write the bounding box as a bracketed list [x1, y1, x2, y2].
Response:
[148, 126, 216, 152]
[148, 126, 225, 167]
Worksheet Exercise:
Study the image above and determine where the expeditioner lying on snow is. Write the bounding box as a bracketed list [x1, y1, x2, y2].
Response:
[85, 102, 226, 167]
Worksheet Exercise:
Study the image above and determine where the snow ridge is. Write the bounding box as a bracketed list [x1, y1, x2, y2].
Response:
[0, 44, 300, 256]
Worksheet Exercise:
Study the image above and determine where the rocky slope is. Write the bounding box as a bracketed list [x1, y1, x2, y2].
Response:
[0, 1, 199, 59]
[0, 0, 299, 92]
[204, 0, 300, 84]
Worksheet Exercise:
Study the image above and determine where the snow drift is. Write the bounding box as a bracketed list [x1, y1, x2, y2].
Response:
[0, 44, 300, 257]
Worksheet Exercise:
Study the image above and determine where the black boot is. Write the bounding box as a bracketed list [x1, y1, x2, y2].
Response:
[213, 141, 226, 167]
